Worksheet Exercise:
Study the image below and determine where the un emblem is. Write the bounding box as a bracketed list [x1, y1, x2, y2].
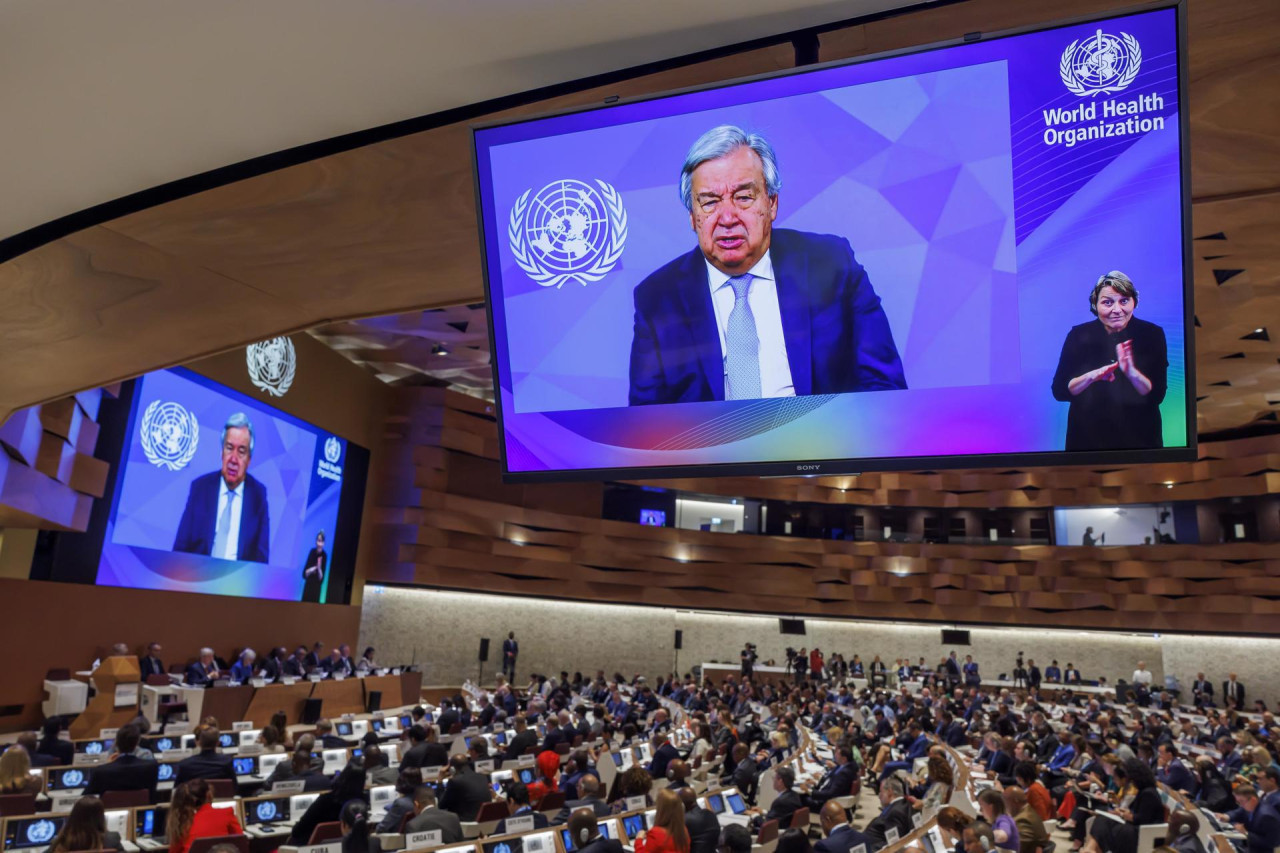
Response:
[27, 820, 56, 844]
[246, 336, 297, 397]
[140, 400, 200, 472]
[1061, 29, 1141, 96]
[61, 770, 84, 788]
[324, 436, 341, 464]
[256, 802, 278, 821]
[509, 179, 628, 288]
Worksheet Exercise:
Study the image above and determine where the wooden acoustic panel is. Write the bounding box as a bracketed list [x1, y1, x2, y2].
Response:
[0, 387, 117, 531]
[0, 0, 1278, 439]
[364, 387, 1280, 636]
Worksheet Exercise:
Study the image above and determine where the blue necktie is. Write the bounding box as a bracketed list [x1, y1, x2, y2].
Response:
[724, 274, 761, 400]
[213, 489, 236, 558]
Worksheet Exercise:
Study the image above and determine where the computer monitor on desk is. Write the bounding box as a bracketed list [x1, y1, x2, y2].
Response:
[243, 796, 292, 827]
[233, 756, 260, 777]
[134, 806, 168, 843]
[3, 815, 68, 851]
[47, 768, 90, 792]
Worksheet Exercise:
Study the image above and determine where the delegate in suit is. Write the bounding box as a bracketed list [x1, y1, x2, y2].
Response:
[173, 412, 270, 563]
[628, 124, 906, 406]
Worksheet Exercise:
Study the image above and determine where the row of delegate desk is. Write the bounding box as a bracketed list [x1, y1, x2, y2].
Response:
[696, 665, 1117, 702]
[44, 668, 424, 738]
[3, 700, 767, 853]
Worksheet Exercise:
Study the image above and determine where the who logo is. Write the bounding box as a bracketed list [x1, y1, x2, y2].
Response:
[1060, 29, 1141, 97]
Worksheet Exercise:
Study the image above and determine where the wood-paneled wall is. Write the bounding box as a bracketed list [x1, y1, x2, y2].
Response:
[365, 387, 1280, 637]
[0, 579, 360, 731]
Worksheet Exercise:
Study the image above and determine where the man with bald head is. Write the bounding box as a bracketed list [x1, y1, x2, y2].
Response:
[667, 759, 692, 790]
[568, 807, 621, 853]
[680, 787, 720, 853]
[816, 801, 871, 853]
[1004, 787, 1048, 853]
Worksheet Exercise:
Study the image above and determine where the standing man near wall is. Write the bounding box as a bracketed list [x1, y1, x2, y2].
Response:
[503, 632, 519, 682]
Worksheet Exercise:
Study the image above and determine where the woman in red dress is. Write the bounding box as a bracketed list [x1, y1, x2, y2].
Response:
[635, 789, 690, 853]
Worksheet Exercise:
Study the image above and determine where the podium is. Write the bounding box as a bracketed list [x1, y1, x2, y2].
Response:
[69, 656, 141, 738]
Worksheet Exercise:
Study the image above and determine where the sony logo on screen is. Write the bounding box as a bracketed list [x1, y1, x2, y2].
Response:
[1044, 28, 1168, 149]
[796, 464, 822, 472]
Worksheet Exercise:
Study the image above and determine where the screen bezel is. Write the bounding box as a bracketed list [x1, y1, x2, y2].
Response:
[471, 0, 1194, 483]
[33, 365, 371, 605]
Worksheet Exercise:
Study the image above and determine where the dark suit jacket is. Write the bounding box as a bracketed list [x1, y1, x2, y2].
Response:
[439, 768, 492, 821]
[863, 799, 913, 852]
[685, 806, 721, 853]
[401, 741, 450, 770]
[579, 839, 624, 853]
[554, 798, 611, 825]
[174, 749, 236, 785]
[505, 730, 539, 760]
[185, 662, 217, 687]
[809, 762, 858, 808]
[139, 656, 166, 680]
[649, 742, 680, 779]
[628, 229, 906, 405]
[763, 789, 803, 827]
[173, 471, 270, 563]
[405, 806, 463, 843]
[817, 825, 875, 853]
[83, 754, 159, 801]
[1223, 681, 1246, 706]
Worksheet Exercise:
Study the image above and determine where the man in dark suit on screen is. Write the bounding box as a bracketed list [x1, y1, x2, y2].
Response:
[173, 412, 270, 563]
[628, 125, 905, 406]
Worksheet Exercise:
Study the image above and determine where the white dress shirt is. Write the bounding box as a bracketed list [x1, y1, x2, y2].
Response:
[705, 252, 795, 399]
[216, 478, 245, 561]
[1132, 668, 1153, 685]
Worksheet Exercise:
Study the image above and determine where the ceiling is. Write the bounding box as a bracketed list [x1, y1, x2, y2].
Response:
[0, 0, 925, 242]
[1, 0, 1277, 437]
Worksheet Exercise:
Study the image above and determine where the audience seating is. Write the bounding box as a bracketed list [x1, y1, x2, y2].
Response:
[788, 807, 809, 830]
[308, 822, 344, 845]
[189, 836, 250, 853]
[101, 790, 149, 808]
[754, 818, 779, 853]
[474, 801, 509, 837]
[0, 794, 36, 817]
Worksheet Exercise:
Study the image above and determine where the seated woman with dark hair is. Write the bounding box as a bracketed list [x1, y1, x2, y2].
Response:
[1080, 759, 1164, 853]
[290, 765, 368, 846]
[49, 797, 122, 853]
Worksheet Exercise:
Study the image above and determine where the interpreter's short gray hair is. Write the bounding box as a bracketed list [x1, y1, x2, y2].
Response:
[679, 125, 781, 212]
[222, 412, 255, 456]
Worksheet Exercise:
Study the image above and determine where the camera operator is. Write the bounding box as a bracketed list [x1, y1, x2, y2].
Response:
[741, 643, 758, 678]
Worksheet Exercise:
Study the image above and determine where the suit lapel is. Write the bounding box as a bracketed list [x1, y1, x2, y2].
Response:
[676, 250, 724, 401]
[773, 241, 812, 396]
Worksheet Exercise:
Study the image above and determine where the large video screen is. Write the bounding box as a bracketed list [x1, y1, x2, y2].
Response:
[473, 5, 1191, 480]
[90, 367, 369, 603]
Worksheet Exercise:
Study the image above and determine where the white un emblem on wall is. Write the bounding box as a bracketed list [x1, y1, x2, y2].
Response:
[246, 336, 297, 397]
[1060, 29, 1141, 97]
[140, 400, 199, 471]
[509, 179, 628, 288]
[324, 436, 341, 464]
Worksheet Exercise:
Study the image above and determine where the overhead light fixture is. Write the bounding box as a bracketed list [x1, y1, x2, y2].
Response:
[432, 344, 450, 356]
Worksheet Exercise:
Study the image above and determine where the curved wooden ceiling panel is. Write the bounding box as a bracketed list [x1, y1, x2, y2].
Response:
[1, 0, 1278, 441]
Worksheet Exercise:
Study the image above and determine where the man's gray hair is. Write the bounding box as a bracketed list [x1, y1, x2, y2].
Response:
[882, 776, 906, 798]
[679, 125, 781, 212]
[222, 412, 255, 456]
